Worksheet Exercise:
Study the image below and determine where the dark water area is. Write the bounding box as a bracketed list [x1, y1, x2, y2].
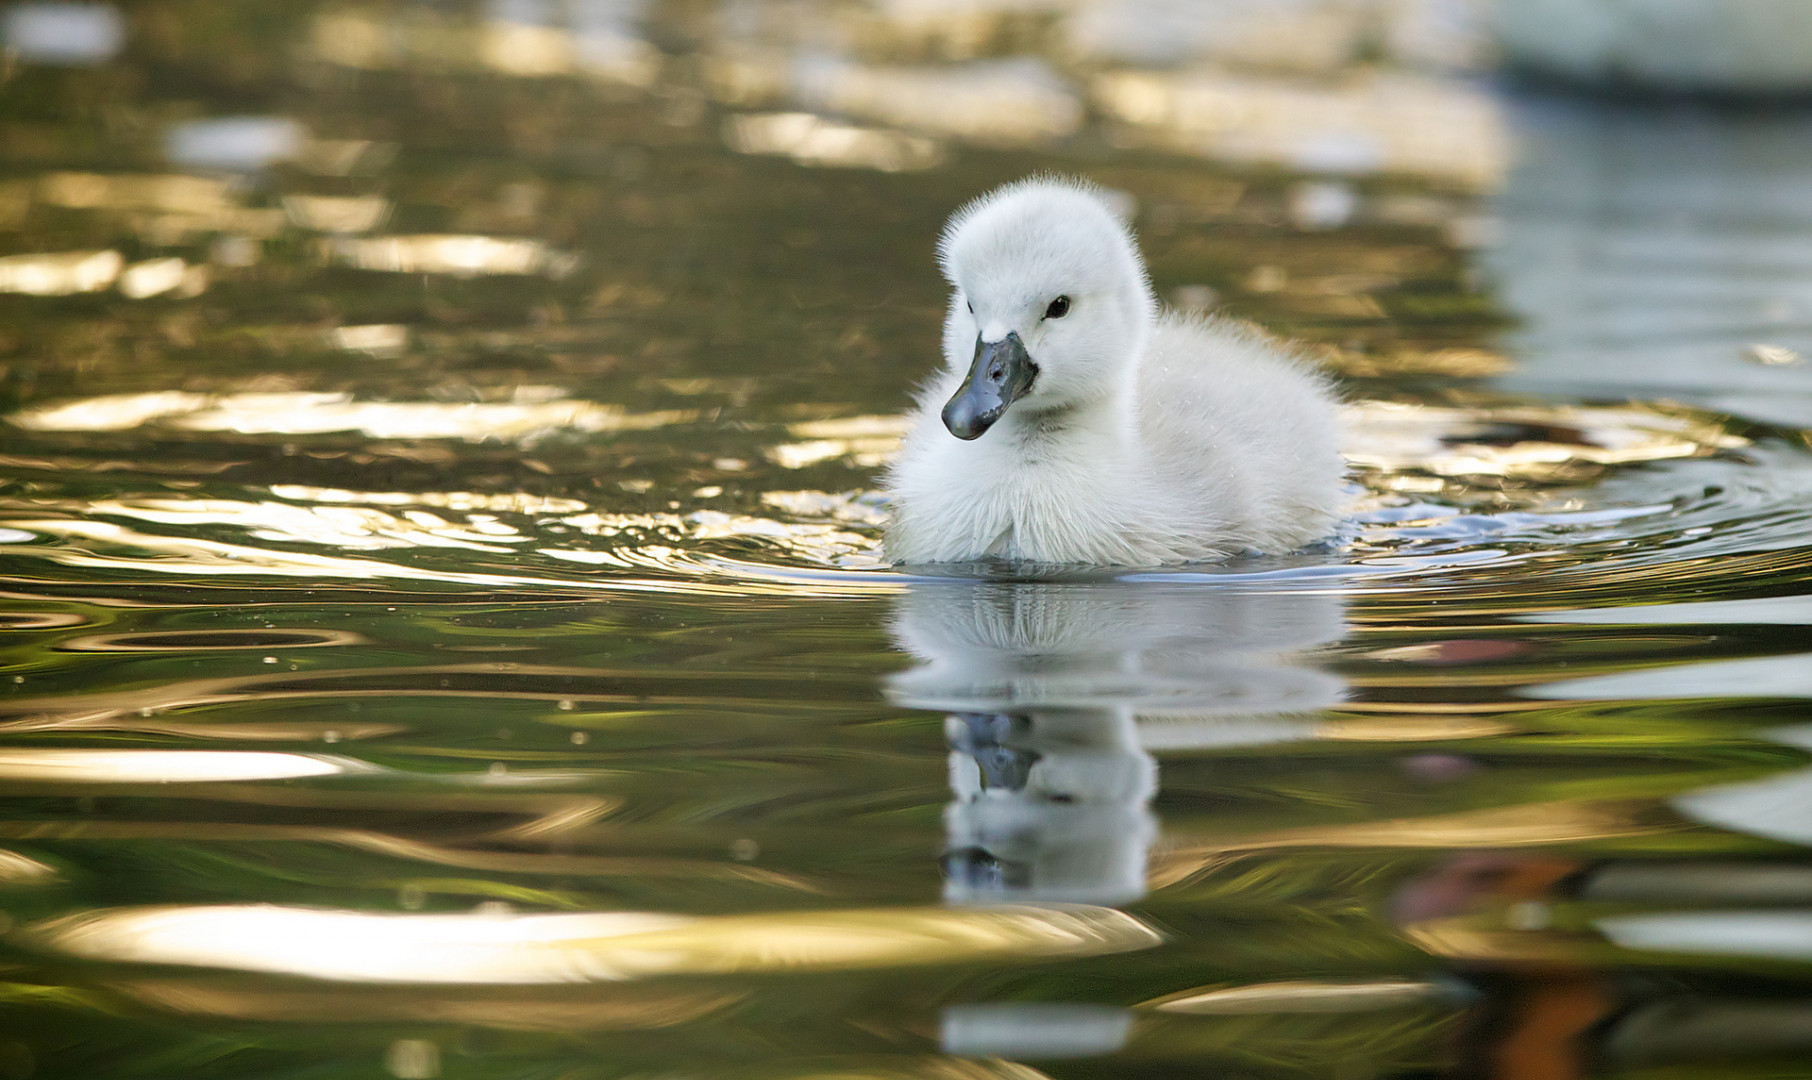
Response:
[4, 3, 1812, 1078]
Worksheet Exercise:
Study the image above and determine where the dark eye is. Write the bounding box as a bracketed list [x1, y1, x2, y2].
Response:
[1044, 295, 1070, 319]
[966, 299, 974, 315]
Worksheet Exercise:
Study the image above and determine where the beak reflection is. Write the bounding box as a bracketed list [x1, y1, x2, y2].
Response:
[943, 332, 1037, 440]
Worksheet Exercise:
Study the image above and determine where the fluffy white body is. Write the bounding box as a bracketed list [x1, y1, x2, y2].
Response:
[884, 178, 1344, 566]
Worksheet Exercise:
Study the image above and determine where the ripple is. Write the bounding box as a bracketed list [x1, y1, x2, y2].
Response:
[59, 629, 364, 652]
[30, 902, 1160, 984]
[0, 612, 88, 629]
[0, 394, 1804, 604]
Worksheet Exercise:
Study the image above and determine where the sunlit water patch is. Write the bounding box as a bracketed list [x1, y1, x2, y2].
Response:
[3, 388, 1801, 601]
[5, 5, 1812, 1079]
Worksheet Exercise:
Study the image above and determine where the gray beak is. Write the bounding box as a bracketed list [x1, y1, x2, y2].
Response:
[942, 332, 1038, 441]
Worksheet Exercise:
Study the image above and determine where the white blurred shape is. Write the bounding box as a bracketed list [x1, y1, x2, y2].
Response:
[1523, 594, 1812, 626]
[1599, 911, 1812, 961]
[941, 1003, 1134, 1060]
[1, 2, 122, 65]
[1531, 653, 1812, 701]
[1289, 180, 1358, 229]
[1676, 766, 1812, 848]
[165, 117, 306, 172]
[1495, 0, 1812, 93]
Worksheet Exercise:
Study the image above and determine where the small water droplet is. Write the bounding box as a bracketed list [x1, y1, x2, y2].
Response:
[322, 730, 342, 744]
[557, 699, 575, 711]
[730, 838, 760, 862]
[137, 707, 153, 717]
[397, 883, 426, 910]
[569, 730, 589, 745]
[487, 761, 507, 776]
[262, 656, 278, 664]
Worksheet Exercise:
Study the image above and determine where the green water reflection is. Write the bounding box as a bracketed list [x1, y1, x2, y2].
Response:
[3, 2, 1812, 1079]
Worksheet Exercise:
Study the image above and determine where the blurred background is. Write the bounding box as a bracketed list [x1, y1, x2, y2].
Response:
[7, 4, 1812, 1080]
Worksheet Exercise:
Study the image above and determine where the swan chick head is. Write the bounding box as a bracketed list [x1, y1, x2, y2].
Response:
[937, 177, 1155, 440]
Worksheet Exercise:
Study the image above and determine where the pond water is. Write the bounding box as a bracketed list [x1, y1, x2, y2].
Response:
[4, 3, 1812, 1078]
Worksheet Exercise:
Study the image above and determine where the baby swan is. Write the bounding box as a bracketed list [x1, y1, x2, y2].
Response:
[884, 177, 1344, 566]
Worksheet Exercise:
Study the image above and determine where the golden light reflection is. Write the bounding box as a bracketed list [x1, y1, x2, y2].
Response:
[1346, 400, 1748, 484]
[9, 390, 692, 440]
[0, 749, 366, 783]
[761, 490, 889, 528]
[269, 485, 588, 515]
[758, 402, 1738, 492]
[0, 514, 895, 597]
[118, 257, 203, 299]
[725, 113, 946, 173]
[325, 234, 577, 277]
[0, 716, 405, 743]
[0, 848, 61, 886]
[1399, 919, 1592, 964]
[0, 250, 121, 295]
[0, 517, 569, 588]
[39, 172, 234, 214]
[769, 414, 910, 469]
[795, 57, 1083, 147]
[78, 497, 528, 553]
[309, 8, 660, 88]
[283, 194, 391, 233]
[326, 235, 576, 279]
[107, 975, 746, 1030]
[776, 1062, 1055, 1080]
[1149, 800, 1669, 889]
[6, 488, 878, 568]
[1141, 978, 1448, 1015]
[31, 902, 1159, 984]
[1313, 715, 1515, 741]
[1095, 70, 1508, 189]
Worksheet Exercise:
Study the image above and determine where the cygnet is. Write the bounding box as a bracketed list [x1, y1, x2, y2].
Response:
[885, 177, 1344, 565]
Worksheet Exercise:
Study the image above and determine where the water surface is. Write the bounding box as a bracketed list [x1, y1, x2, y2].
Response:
[3, 4, 1812, 1078]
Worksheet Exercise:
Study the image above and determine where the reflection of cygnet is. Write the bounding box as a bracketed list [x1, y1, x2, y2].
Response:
[941, 708, 1158, 906]
[885, 177, 1343, 565]
[889, 580, 1347, 906]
